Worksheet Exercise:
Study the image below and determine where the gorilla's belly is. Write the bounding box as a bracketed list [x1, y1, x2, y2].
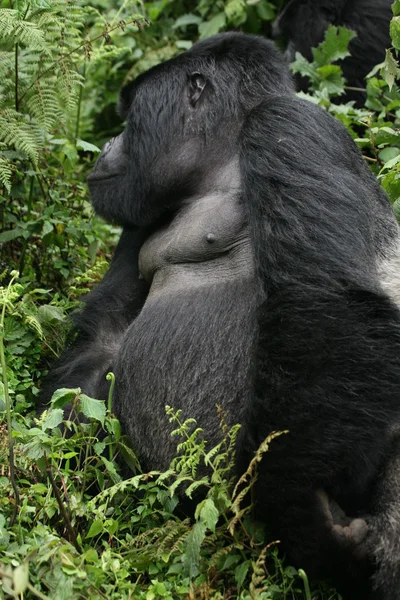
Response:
[113, 190, 258, 469]
[114, 279, 258, 470]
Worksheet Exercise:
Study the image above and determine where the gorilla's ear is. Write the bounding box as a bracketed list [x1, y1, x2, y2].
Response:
[188, 72, 206, 106]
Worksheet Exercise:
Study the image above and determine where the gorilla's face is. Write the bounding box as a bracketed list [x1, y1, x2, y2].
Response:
[88, 33, 294, 228]
[88, 62, 213, 227]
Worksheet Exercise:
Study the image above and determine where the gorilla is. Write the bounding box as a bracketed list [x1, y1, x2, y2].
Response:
[41, 33, 400, 598]
[273, 0, 393, 105]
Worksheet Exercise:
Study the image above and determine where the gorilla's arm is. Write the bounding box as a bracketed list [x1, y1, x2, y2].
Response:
[239, 96, 400, 590]
[40, 227, 149, 404]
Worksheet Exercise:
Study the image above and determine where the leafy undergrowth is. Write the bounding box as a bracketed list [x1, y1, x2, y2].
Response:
[0, 386, 340, 600]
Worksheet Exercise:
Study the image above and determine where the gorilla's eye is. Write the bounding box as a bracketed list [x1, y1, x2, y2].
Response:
[188, 72, 206, 106]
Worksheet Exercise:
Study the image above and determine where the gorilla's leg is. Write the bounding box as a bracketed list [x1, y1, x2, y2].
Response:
[40, 227, 149, 406]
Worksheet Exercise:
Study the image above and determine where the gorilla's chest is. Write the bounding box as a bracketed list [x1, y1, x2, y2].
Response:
[138, 191, 255, 295]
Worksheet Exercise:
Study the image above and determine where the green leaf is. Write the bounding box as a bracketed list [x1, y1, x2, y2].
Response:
[391, 15, 400, 47]
[380, 49, 400, 90]
[78, 394, 106, 425]
[0, 228, 26, 243]
[198, 12, 226, 39]
[393, 1, 400, 17]
[198, 497, 219, 533]
[12, 563, 29, 595]
[312, 25, 356, 67]
[379, 147, 400, 163]
[172, 13, 202, 29]
[225, 0, 247, 27]
[50, 387, 80, 408]
[86, 519, 104, 539]
[76, 139, 101, 153]
[182, 521, 206, 577]
[38, 304, 64, 324]
[291, 53, 318, 84]
[41, 408, 64, 430]
[255, 1, 275, 21]
[235, 561, 250, 589]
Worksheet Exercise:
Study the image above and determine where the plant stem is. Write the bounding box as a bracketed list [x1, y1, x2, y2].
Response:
[46, 463, 81, 553]
[74, 62, 86, 144]
[14, 43, 19, 111]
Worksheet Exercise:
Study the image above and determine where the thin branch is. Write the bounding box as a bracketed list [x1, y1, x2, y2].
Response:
[46, 463, 81, 553]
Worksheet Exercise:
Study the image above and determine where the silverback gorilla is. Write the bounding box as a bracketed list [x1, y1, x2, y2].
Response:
[273, 0, 392, 105]
[41, 34, 400, 598]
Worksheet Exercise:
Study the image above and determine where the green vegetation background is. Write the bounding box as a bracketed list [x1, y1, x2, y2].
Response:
[2, 0, 400, 598]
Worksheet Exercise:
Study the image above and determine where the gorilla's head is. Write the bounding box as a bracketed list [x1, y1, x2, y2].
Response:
[88, 33, 294, 227]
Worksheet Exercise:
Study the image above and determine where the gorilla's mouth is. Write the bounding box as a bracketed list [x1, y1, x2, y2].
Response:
[87, 172, 120, 183]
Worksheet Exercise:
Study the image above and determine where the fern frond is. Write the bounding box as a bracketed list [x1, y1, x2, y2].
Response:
[25, 315, 44, 340]
[0, 109, 39, 163]
[0, 157, 12, 193]
[0, 9, 46, 48]
[25, 82, 60, 129]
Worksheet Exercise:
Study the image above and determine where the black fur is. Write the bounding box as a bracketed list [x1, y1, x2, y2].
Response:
[273, 0, 393, 105]
[41, 33, 400, 598]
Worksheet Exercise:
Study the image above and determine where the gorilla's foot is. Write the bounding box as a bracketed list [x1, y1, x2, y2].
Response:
[318, 490, 369, 558]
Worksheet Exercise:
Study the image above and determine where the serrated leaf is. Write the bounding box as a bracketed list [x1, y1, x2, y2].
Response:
[312, 25, 356, 67]
[291, 53, 318, 84]
[380, 49, 400, 90]
[78, 394, 106, 425]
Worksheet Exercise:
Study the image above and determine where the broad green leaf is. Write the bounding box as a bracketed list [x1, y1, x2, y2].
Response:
[172, 13, 202, 29]
[379, 147, 400, 163]
[225, 0, 247, 26]
[198, 497, 219, 532]
[76, 139, 101, 153]
[182, 521, 206, 577]
[50, 387, 80, 408]
[79, 394, 106, 425]
[255, 0, 275, 21]
[0, 228, 25, 243]
[86, 519, 104, 538]
[12, 563, 29, 595]
[235, 560, 250, 589]
[38, 304, 64, 324]
[41, 408, 64, 430]
[393, 1, 400, 16]
[198, 12, 226, 39]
